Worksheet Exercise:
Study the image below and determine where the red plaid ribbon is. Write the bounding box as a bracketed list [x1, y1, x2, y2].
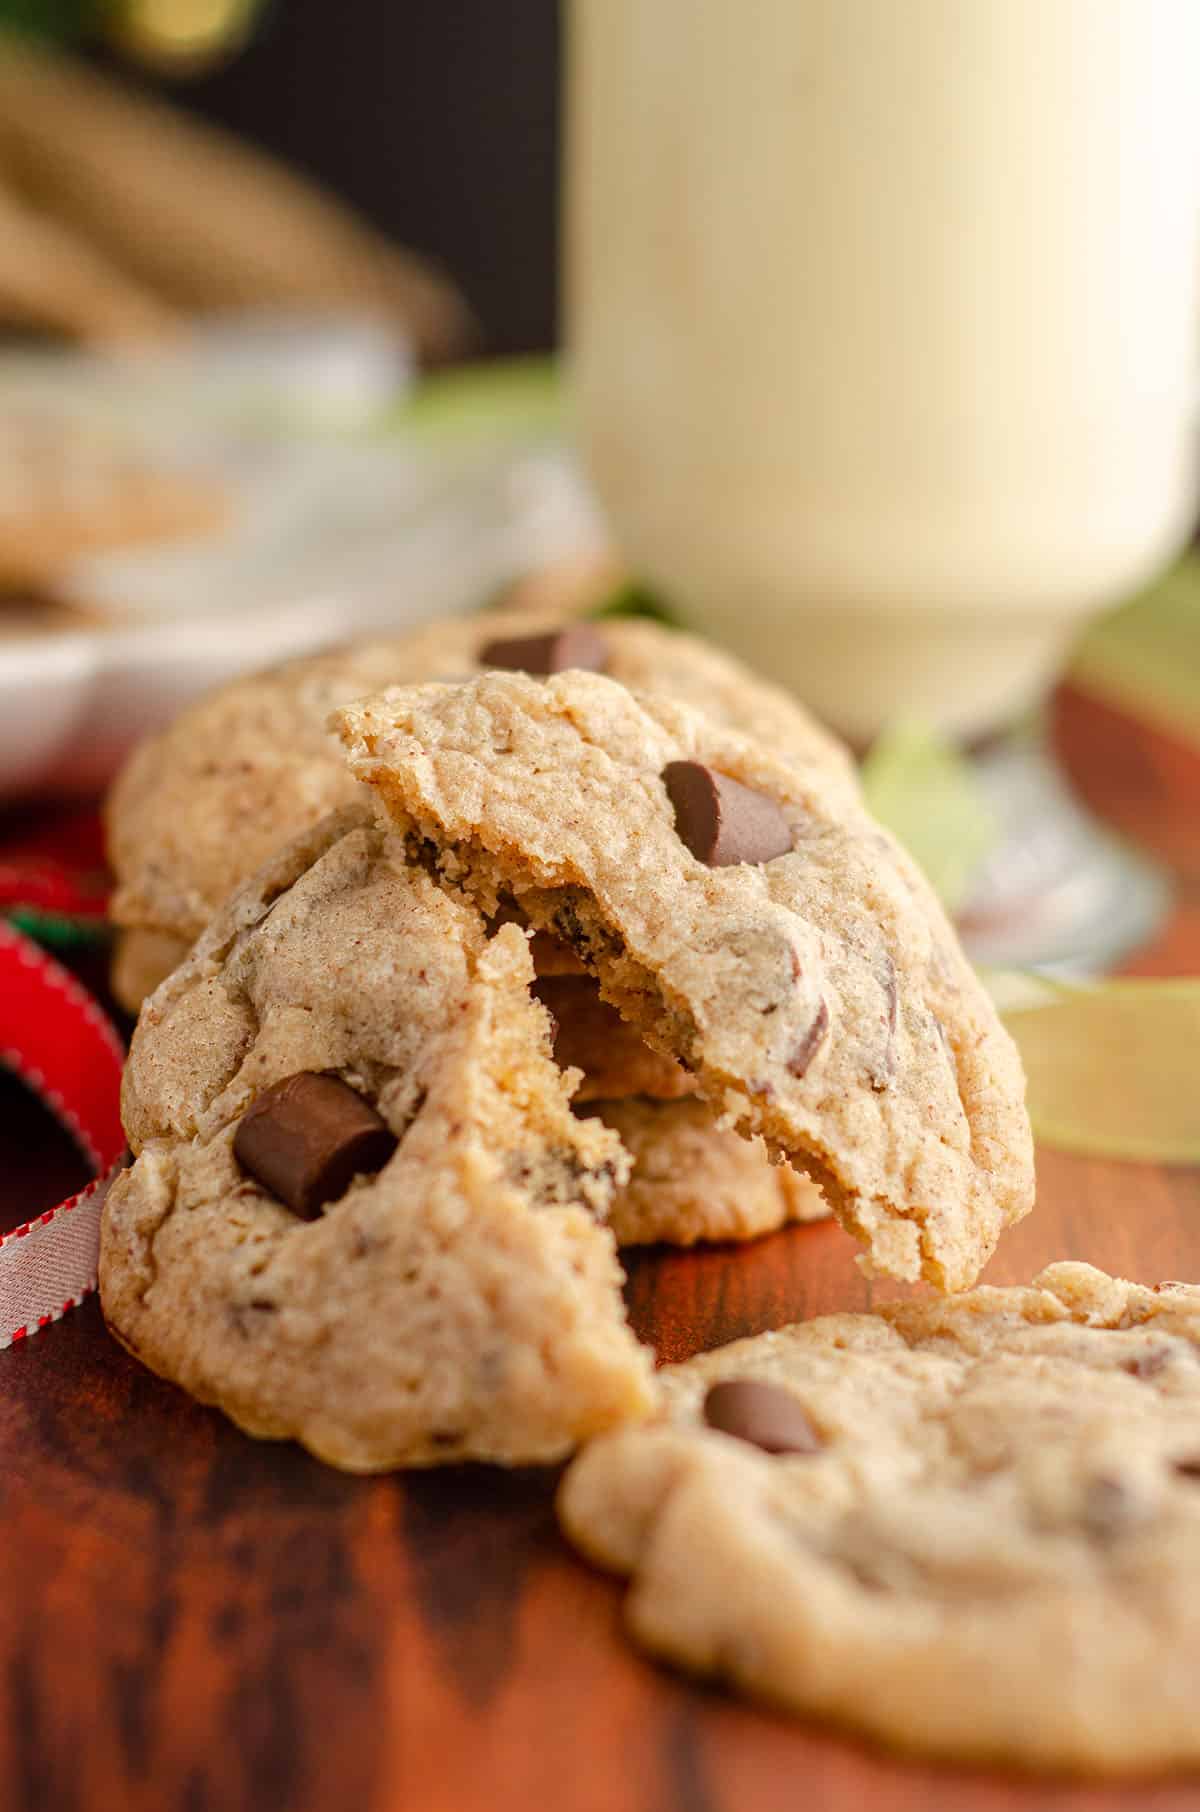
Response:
[0, 921, 125, 1348]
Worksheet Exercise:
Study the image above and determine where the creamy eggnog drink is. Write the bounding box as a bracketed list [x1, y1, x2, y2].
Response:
[567, 0, 1200, 743]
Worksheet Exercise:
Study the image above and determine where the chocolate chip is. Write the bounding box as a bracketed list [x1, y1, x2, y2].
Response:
[1173, 1456, 1200, 1479]
[233, 1072, 397, 1220]
[703, 1379, 823, 1455]
[787, 999, 830, 1078]
[479, 625, 608, 675]
[662, 761, 793, 867]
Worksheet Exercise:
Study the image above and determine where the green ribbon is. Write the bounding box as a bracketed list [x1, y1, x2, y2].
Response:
[7, 909, 110, 952]
[986, 972, 1200, 1165]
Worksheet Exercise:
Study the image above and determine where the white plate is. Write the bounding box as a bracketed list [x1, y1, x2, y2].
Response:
[0, 329, 604, 798]
[0, 441, 606, 798]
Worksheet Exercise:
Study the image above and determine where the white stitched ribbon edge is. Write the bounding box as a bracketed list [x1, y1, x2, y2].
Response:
[0, 1163, 123, 1350]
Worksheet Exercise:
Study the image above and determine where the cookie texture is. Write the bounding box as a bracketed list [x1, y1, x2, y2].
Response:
[534, 974, 692, 1103]
[101, 805, 655, 1471]
[338, 672, 1033, 1290]
[536, 961, 827, 1246]
[106, 609, 853, 1007]
[586, 1096, 827, 1247]
[560, 1264, 1200, 1774]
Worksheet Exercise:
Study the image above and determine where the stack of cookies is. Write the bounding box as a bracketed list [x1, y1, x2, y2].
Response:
[99, 600, 1200, 1774]
[104, 604, 1034, 1445]
[105, 609, 858, 1250]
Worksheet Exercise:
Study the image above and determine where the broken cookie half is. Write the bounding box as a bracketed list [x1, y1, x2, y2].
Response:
[559, 1265, 1200, 1775]
[337, 671, 1034, 1292]
[100, 805, 655, 1470]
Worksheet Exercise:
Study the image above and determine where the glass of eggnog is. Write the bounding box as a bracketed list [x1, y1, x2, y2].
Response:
[566, 0, 1200, 964]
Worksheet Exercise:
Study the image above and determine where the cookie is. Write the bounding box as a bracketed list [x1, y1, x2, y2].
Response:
[338, 671, 1033, 1290]
[537, 973, 827, 1246]
[536, 970, 827, 1246]
[585, 1096, 827, 1247]
[560, 1263, 1200, 1774]
[105, 608, 853, 1008]
[100, 805, 656, 1470]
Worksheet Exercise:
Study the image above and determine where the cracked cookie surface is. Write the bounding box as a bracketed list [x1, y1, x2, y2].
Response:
[100, 805, 655, 1470]
[536, 967, 829, 1246]
[560, 1264, 1200, 1774]
[338, 671, 1032, 1290]
[585, 1096, 827, 1247]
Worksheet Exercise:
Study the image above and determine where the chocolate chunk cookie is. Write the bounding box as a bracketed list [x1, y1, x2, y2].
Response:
[106, 609, 853, 1009]
[338, 671, 1033, 1290]
[101, 805, 655, 1470]
[560, 1264, 1200, 1773]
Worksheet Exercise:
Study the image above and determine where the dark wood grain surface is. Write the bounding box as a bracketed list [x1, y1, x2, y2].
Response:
[2, 683, 1200, 1812]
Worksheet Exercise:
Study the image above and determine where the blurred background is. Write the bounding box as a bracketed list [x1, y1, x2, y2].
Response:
[0, 0, 561, 352]
[2, 0, 1200, 974]
[0, 1, 601, 795]
[170, 0, 561, 355]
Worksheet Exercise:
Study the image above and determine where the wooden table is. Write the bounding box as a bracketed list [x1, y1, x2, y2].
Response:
[2, 684, 1199, 1812]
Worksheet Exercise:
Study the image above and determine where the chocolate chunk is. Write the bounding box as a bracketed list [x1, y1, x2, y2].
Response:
[787, 998, 830, 1078]
[528, 929, 587, 976]
[703, 1379, 823, 1455]
[662, 761, 793, 867]
[233, 1072, 397, 1220]
[1173, 1456, 1200, 1479]
[479, 625, 608, 675]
